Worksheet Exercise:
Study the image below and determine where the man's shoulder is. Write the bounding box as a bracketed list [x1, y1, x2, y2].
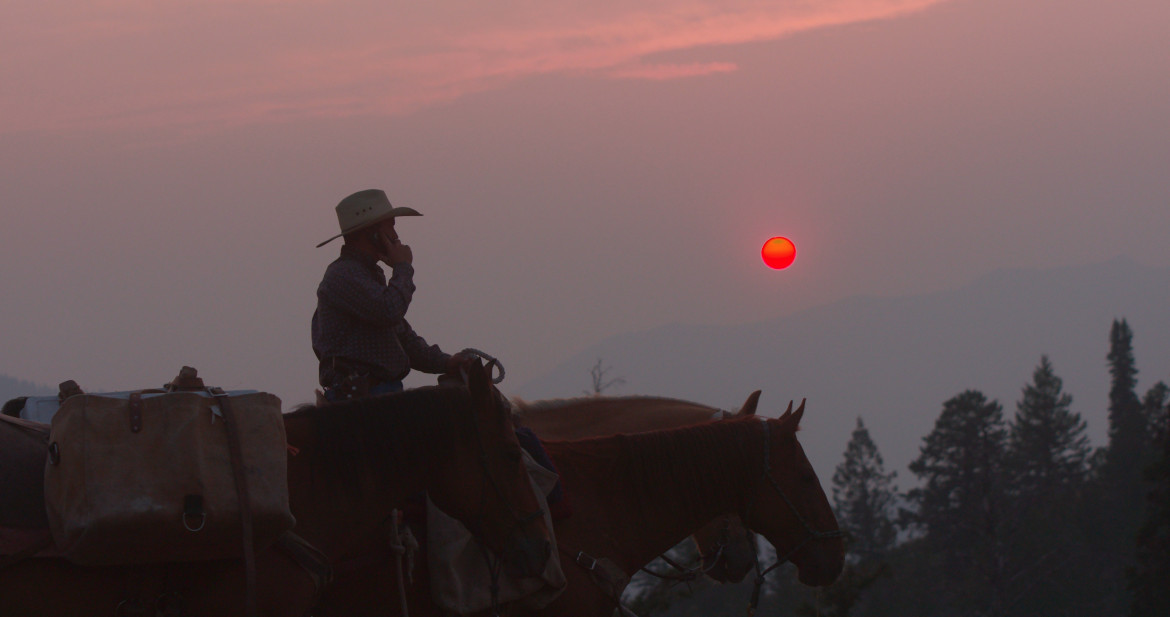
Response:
[323, 252, 375, 277]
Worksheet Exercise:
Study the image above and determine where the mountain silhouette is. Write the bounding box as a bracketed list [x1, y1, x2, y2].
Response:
[516, 257, 1170, 481]
[0, 375, 54, 408]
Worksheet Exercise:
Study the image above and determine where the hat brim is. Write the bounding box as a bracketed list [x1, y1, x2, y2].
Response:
[316, 207, 422, 248]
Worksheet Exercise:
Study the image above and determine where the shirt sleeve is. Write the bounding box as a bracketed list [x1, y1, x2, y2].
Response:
[319, 261, 416, 326]
[395, 319, 453, 374]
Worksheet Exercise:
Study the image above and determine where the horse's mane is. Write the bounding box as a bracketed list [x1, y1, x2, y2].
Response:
[287, 386, 472, 496]
[1, 397, 28, 418]
[617, 414, 800, 520]
[510, 394, 721, 417]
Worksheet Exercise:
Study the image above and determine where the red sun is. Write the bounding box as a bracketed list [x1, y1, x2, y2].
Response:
[762, 237, 796, 270]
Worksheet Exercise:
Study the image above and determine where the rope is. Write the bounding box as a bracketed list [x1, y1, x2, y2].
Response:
[638, 544, 726, 582]
[458, 348, 506, 384]
[390, 509, 410, 617]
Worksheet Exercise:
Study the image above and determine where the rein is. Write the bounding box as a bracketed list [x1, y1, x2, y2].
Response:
[640, 546, 724, 582]
[743, 421, 844, 616]
[638, 522, 730, 583]
[457, 367, 545, 617]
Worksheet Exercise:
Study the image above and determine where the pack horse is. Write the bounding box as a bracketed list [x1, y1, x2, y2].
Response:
[0, 361, 554, 617]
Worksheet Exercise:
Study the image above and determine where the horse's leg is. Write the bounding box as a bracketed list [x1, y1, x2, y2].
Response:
[173, 548, 320, 617]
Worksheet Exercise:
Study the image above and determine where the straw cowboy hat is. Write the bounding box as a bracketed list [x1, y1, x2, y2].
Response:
[316, 189, 421, 248]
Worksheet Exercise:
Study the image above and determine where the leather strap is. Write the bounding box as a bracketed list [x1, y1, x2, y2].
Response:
[274, 532, 334, 600]
[128, 392, 143, 433]
[210, 387, 257, 617]
[558, 545, 638, 616]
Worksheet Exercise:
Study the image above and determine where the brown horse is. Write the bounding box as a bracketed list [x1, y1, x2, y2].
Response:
[512, 390, 764, 582]
[318, 402, 845, 616]
[0, 362, 552, 616]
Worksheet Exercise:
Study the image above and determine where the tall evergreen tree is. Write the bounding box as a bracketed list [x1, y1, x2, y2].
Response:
[1091, 319, 1151, 615]
[832, 417, 898, 562]
[1104, 319, 1146, 489]
[806, 417, 899, 617]
[905, 390, 1008, 614]
[1008, 355, 1090, 499]
[1002, 356, 1093, 616]
[1130, 401, 1170, 617]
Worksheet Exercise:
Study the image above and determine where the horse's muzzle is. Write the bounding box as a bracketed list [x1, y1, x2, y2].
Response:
[703, 543, 754, 584]
[794, 540, 845, 587]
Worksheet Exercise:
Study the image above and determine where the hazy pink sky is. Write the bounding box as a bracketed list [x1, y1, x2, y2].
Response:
[4, 0, 940, 133]
[2, 0, 1168, 409]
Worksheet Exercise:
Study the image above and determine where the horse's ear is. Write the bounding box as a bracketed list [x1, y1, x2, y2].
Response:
[792, 398, 806, 425]
[735, 390, 761, 417]
[778, 400, 794, 421]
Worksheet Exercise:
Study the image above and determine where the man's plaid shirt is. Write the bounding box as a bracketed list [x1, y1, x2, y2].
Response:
[312, 245, 451, 386]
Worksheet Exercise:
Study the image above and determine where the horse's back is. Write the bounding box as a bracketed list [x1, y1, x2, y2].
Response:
[513, 396, 721, 440]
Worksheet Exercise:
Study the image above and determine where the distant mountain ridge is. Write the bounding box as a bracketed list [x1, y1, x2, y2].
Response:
[0, 374, 54, 403]
[516, 257, 1170, 482]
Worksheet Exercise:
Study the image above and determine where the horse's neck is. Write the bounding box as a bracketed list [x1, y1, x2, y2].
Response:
[549, 419, 763, 573]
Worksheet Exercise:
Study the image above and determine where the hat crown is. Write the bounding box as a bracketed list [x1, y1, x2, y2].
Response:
[336, 189, 393, 232]
[316, 189, 421, 247]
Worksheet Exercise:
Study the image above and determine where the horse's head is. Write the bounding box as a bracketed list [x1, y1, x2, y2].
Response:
[739, 400, 844, 587]
[429, 360, 553, 579]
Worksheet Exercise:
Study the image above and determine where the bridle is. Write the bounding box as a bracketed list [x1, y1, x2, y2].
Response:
[742, 420, 845, 616]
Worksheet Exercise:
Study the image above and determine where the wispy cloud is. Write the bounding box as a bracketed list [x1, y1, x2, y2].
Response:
[1, 0, 948, 133]
[609, 62, 739, 80]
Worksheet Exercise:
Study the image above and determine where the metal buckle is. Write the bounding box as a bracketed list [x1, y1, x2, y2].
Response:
[576, 551, 598, 571]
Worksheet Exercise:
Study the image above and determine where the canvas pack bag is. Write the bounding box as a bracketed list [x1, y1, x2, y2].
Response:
[44, 386, 295, 565]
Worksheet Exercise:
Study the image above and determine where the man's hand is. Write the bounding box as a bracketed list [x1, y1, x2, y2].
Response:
[446, 352, 477, 374]
[381, 237, 413, 266]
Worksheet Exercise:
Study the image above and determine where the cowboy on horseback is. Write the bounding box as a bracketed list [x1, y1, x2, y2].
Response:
[313, 189, 474, 402]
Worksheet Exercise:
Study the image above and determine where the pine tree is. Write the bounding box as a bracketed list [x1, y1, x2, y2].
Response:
[1008, 355, 1090, 500]
[1130, 402, 1170, 616]
[1104, 319, 1146, 491]
[1090, 319, 1151, 615]
[832, 417, 897, 562]
[1002, 356, 1092, 616]
[804, 417, 898, 617]
[905, 390, 1008, 614]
